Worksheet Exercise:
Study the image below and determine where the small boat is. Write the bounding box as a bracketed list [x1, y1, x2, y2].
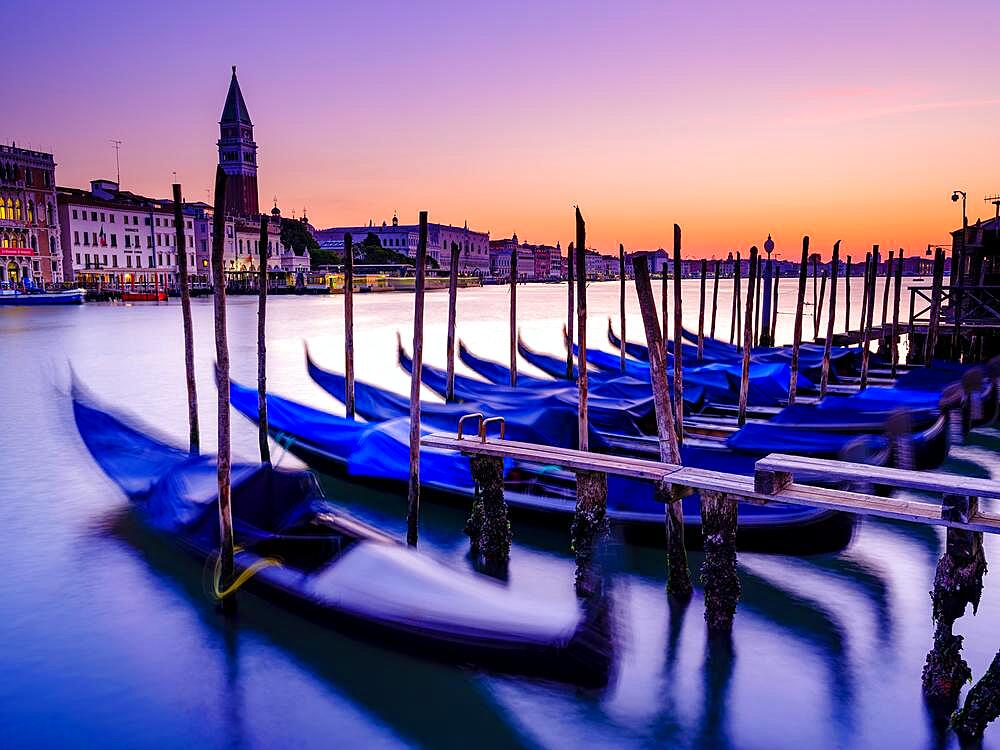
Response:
[0, 288, 86, 306]
[72, 385, 612, 686]
[122, 290, 168, 302]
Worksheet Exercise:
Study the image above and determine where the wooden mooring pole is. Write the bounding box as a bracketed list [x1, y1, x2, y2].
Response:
[171, 183, 199, 455]
[571, 208, 608, 596]
[509, 239, 518, 387]
[738, 246, 758, 426]
[710, 259, 720, 339]
[566, 243, 575, 380]
[819, 241, 840, 398]
[730, 252, 741, 345]
[631, 253, 691, 600]
[844, 255, 853, 335]
[924, 247, 945, 365]
[344, 233, 355, 418]
[788, 236, 809, 404]
[811, 254, 819, 334]
[860, 247, 878, 390]
[770, 270, 779, 344]
[619, 243, 627, 374]
[672, 224, 684, 441]
[760, 251, 773, 348]
[210, 166, 236, 611]
[256, 214, 270, 464]
[891, 249, 904, 376]
[698, 258, 707, 361]
[753, 254, 763, 347]
[406, 212, 429, 546]
[445, 241, 460, 402]
[467, 445, 511, 580]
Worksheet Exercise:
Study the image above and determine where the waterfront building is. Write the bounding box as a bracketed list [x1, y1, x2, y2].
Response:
[489, 234, 537, 280]
[0, 144, 62, 285]
[57, 179, 200, 289]
[314, 215, 489, 274]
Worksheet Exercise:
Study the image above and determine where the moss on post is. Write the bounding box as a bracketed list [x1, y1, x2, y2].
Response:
[467, 454, 510, 578]
[922, 505, 987, 707]
[660, 481, 694, 601]
[700, 490, 740, 633]
[572, 470, 609, 598]
[952, 651, 1000, 742]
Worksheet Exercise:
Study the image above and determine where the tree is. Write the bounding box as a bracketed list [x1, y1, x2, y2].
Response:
[280, 218, 319, 257]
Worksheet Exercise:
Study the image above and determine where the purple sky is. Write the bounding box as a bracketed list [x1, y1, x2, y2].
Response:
[5, 0, 1000, 257]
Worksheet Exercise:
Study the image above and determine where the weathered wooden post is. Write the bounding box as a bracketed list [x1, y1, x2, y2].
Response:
[924, 247, 945, 365]
[753, 254, 763, 347]
[632, 253, 691, 600]
[662, 263, 670, 342]
[952, 651, 1000, 742]
[731, 252, 741, 345]
[210, 167, 236, 611]
[813, 270, 827, 341]
[619, 243, 627, 374]
[811, 254, 819, 334]
[819, 241, 840, 398]
[343, 233, 355, 418]
[922, 491, 987, 710]
[738, 246, 759, 426]
[406, 212, 429, 547]
[445, 240, 460, 402]
[858, 253, 871, 346]
[891, 249, 904, 376]
[770, 270, 780, 344]
[788, 236, 809, 404]
[509, 238, 518, 387]
[467, 448, 511, 580]
[844, 255, 853, 335]
[256, 215, 270, 464]
[571, 208, 607, 597]
[880, 250, 895, 338]
[760, 238, 774, 348]
[171, 183, 199, 455]
[710, 259, 721, 339]
[697, 258, 707, 360]
[860, 248, 878, 390]
[566, 242, 575, 380]
[700, 486, 741, 634]
[672, 225, 684, 440]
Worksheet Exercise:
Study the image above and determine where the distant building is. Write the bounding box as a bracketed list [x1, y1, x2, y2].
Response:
[0, 144, 62, 285]
[57, 179, 197, 289]
[313, 215, 489, 274]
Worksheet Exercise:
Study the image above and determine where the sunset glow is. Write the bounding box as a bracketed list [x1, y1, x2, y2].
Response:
[5, 0, 1000, 258]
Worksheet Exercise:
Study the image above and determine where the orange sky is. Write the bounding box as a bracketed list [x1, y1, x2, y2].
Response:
[5, 1, 1000, 260]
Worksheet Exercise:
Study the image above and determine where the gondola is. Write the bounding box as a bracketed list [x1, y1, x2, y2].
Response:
[229, 378, 855, 554]
[71, 385, 613, 686]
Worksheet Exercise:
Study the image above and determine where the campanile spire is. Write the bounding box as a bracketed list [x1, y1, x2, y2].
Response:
[217, 66, 259, 218]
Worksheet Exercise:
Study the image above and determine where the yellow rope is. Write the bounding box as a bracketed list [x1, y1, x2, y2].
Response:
[213, 546, 283, 599]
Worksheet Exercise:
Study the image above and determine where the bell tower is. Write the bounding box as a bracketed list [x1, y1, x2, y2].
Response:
[217, 66, 259, 218]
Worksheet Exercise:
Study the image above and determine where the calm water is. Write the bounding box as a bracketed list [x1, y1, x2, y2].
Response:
[1, 279, 998, 750]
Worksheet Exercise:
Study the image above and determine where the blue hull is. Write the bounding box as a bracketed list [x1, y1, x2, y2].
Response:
[0, 289, 85, 306]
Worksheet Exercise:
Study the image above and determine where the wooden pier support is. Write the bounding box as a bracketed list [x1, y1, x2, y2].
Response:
[576, 210, 589, 451]
[730, 252, 741, 345]
[344, 233, 355, 418]
[700, 490, 740, 634]
[844, 255, 853, 335]
[697, 258, 707, 361]
[710, 260, 720, 339]
[924, 247, 945, 365]
[813, 271, 827, 341]
[631, 253, 691, 600]
[819, 241, 840, 398]
[466, 452, 511, 580]
[788, 236, 809, 404]
[406, 212, 429, 547]
[210, 167, 236, 611]
[170, 183, 199, 455]
[571, 470, 609, 597]
[952, 651, 1000, 742]
[672, 225, 684, 440]
[620, 243, 627, 374]
[256, 215, 270, 464]
[445, 241, 460, 402]
[566, 243, 575, 380]
[891, 249, 904, 376]
[509, 235, 518, 388]
[859, 247, 878, 390]
[738, 246, 759, 426]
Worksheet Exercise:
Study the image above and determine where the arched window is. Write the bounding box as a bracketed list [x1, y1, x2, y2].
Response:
[27, 201, 34, 223]
[30, 235, 37, 251]
[14, 199, 21, 220]
[0, 199, 5, 220]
